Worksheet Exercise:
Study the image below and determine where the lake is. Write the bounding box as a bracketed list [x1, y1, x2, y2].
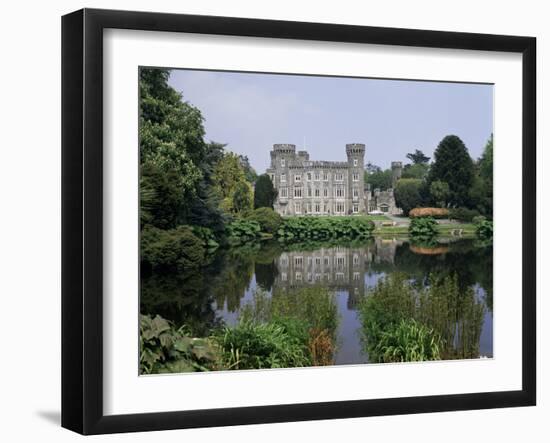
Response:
[140, 237, 493, 365]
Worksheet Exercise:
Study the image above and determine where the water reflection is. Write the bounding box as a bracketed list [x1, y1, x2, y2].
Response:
[140, 238, 493, 365]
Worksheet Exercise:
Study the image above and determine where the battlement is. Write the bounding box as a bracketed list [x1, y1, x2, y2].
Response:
[391, 161, 403, 169]
[273, 143, 296, 153]
[346, 143, 366, 155]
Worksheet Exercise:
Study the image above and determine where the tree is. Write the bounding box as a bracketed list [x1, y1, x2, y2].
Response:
[139, 68, 211, 228]
[394, 179, 423, 215]
[254, 174, 278, 209]
[406, 149, 430, 164]
[475, 134, 493, 217]
[430, 180, 450, 208]
[139, 68, 206, 206]
[365, 168, 393, 190]
[239, 155, 258, 183]
[212, 152, 247, 212]
[427, 135, 475, 207]
[232, 181, 253, 214]
[402, 163, 429, 180]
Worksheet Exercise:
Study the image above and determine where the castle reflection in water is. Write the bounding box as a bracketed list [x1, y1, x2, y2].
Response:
[273, 238, 404, 309]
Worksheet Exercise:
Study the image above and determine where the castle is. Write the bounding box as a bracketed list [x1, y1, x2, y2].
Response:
[265, 143, 402, 216]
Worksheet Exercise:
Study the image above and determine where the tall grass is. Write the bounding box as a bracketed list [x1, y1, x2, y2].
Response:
[219, 287, 340, 368]
[359, 273, 485, 362]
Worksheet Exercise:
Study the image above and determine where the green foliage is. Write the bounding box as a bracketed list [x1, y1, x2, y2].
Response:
[472, 135, 493, 217]
[402, 163, 429, 180]
[242, 288, 339, 336]
[427, 135, 475, 207]
[190, 226, 219, 252]
[365, 168, 393, 190]
[359, 273, 485, 362]
[406, 149, 431, 164]
[409, 217, 438, 243]
[139, 68, 205, 211]
[232, 180, 254, 214]
[277, 217, 374, 241]
[140, 314, 220, 374]
[234, 287, 340, 367]
[475, 219, 493, 242]
[429, 180, 450, 208]
[254, 174, 278, 209]
[238, 155, 258, 183]
[141, 225, 205, 272]
[212, 152, 253, 214]
[449, 207, 480, 222]
[245, 207, 283, 234]
[373, 319, 442, 363]
[394, 179, 423, 215]
[227, 219, 262, 243]
[214, 320, 311, 370]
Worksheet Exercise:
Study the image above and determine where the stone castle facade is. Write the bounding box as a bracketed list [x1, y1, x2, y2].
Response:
[265, 143, 402, 216]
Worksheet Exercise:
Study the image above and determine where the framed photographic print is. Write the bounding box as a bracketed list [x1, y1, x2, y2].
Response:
[61, 8, 536, 435]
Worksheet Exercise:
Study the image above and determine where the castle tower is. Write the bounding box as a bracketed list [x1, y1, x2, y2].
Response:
[346, 144, 366, 214]
[270, 143, 297, 169]
[346, 143, 366, 167]
[391, 161, 403, 187]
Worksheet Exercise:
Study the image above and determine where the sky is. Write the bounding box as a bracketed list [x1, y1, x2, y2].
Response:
[168, 69, 493, 174]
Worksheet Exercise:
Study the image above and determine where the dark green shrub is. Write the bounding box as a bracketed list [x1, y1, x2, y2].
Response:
[141, 225, 205, 271]
[245, 207, 283, 234]
[449, 207, 480, 222]
[475, 219, 493, 242]
[140, 314, 221, 374]
[190, 226, 219, 251]
[408, 216, 438, 242]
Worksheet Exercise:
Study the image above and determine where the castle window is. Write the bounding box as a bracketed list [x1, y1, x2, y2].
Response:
[280, 188, 288, 198]
[353, 173, 359, 182]
[353, 272, 360, 281]
[353, 188, 359, 199]
[307, 172, 312, 181]
[281, 173, 286, 182]
[335, 187, 345, 198]
[281, 159, 285, 167]
[335, 173, 344, 181]
[307, 188, 312, 197]
[294, 188, 302, 198]
[295, 272, 302, 281]
[295, 174, 302, 182]
[295, 256, 303, 266]
[323, 188, 328, 198]
[306, 203, 312, 213]
[323, 172, 329, 181]
[315, 188, 320, 197]
[353, 204, 359, 213]
[323, 203, 328, 213]
[295, 202, 302, 213]
[315, 203, 320, 213]
[335, 202, 345, 213]
[353, 159, 358, 167]
[353, 254, 360, 265]
[314, 172, 320, 181]
[281, 272, 287, 281]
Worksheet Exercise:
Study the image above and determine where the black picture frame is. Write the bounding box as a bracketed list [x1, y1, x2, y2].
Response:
[62, 8, 536, 435]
